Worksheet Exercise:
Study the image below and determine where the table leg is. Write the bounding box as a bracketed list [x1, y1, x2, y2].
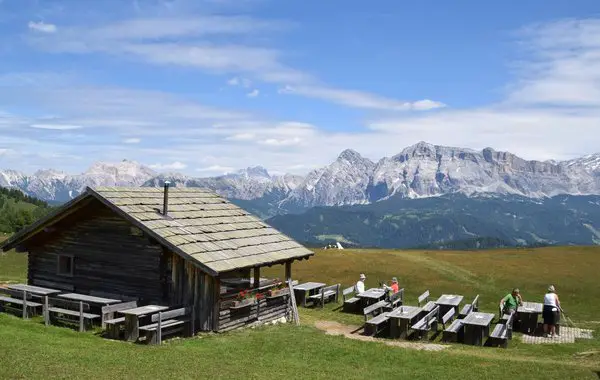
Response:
[399, 319, 409, 339]
[124, 315, 140, 342]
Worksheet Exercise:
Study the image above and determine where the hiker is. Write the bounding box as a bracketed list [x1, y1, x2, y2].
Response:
[382, 277, 399, 294]
[499, 288, 523, 316]
[355, 273, 366, 294]
[543, 285, 561, 338]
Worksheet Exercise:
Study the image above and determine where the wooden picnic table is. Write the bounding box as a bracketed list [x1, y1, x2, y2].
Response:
[357, 288, 386, 307]
[7, 284, 61, 296]
[118, 305, 170, 342]
[435, 294, 464, 320]
[517, 301, 543, 335]
[293, 282, 326, 307]
[462, 312, 495, 346]
[58, 293, 122, 306]
[388, 305, 422, 339]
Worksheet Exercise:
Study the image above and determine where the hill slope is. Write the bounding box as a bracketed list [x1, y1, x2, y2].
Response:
[0, 187, 52, 234]
[266, 194, 600, 248]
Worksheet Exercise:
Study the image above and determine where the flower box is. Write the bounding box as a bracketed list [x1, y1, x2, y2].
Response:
[231, 297, 256, 309]
[267, 288, 289, 298]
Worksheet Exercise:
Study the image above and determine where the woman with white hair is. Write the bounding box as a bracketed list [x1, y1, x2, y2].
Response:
[543, 285, 561, 338]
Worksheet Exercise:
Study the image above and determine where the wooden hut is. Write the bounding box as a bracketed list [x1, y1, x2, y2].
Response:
[1, 184, 313, 332]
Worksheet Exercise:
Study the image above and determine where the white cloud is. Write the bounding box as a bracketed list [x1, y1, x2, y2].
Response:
[28, 21, 57, 33]
[30, 123, 82, 130]
[149, 161, 187, 170]
[279, 85, 446, 111]
[246, 89, 259, 98]
[196, 165, 234, 174]
[25, 15, 441, 112]
[227, 76, 252, 88]
[260, 137, 302, 146]
[123, 137, 141, 144]
[226, 133, 255, 141]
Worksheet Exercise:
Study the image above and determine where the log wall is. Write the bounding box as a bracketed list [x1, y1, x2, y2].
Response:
[25, 200, 164, 303]
[217, 293, 290, 332]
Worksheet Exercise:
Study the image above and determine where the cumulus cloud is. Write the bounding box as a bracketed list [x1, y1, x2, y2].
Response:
[196, 165, 234, 174]
[227, 76, 252, 88]
[123, 137, 141, 144]
[28, 21, 57, 33]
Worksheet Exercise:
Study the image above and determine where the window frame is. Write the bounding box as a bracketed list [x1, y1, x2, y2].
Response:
[56, 254, 74, 277]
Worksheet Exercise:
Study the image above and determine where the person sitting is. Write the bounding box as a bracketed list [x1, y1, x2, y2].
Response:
[383, 277, 399, 294]
[499, 288, 523, 316]
[543, 285, 561, 338]
[355, 273, 366, 294]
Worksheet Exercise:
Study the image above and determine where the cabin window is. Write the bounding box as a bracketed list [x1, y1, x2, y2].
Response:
[57, 255, 74, 276]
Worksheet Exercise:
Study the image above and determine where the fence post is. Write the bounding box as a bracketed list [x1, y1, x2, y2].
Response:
[22, 290, 27, 319]
[157, 312, 162, 345]
[79, 301, 84, 332]
[44, 296, 49, 326]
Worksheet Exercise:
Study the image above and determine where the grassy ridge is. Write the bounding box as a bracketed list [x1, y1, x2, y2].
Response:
[1, 242, 599, 379]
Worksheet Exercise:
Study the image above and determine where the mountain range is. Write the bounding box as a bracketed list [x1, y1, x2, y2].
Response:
[2, 142, 599, 217]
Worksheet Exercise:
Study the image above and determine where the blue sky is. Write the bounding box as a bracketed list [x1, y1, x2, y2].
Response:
[0, 0, 599, 175]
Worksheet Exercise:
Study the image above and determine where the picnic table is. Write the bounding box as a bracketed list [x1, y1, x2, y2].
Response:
[435, 294, 464, 319]
[58, 293, 122, 306]
[7, 284, 62, 321]
[388, 305, 422, 339]
[462, 312, 495, 346]
[293, 282, 326, 307]
[7, 284, 61, 296]
[517, 301, 543, 335]
[118, 305, 170, 342]
[357, 288, 386, 307]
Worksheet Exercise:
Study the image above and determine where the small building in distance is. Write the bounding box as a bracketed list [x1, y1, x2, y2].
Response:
[1, 184, 313, 332]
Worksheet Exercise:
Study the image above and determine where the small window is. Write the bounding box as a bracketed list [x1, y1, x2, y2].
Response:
[57, 255, 74, 276]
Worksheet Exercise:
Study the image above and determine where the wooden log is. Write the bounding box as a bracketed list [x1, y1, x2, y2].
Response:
[157, 312, 162, 345]
[44, 296, 49, 326]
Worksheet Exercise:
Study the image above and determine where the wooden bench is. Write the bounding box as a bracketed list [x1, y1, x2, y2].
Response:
[364, 312, 391, 337]
[442, 318, 465, 343]
[417, 290, 430, 307]
[363, 300, 388, 321]
[384, 288, 404, 311]
[308, 284, 340, 308]
[0, 288, 42, 318]
[47, 298, 100, 332]
[441, 307, 456, 330]
[459, 295, 479, 319]
[139, 306, 194, 345]
[411, 305, 439, 340]
[342, 286, 361, 313]
[101, 301, 138, 339]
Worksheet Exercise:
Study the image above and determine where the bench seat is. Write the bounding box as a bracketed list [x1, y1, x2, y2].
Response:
[459, 303, 472, 318]
[442, 318, 464, 343]
[48, 307, 100, 320]
[308, 290, 336, 300]
[364, 313, 390, 336]
[487, 323, 509, 348]
[104, 317, 125, 325]
[139, 319, 186, 332]
[0, 296, 42, 308]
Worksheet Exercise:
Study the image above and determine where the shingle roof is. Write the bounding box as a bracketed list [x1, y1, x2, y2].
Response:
[2, 186, 313, 275]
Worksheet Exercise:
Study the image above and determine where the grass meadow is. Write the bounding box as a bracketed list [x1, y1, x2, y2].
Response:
[1, 237, 599, 379]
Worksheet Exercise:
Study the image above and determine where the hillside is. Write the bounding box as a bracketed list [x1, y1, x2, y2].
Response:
[266, 194, 600, 248]
[1, 245, 599, 378]
[0, 188, 52, 234]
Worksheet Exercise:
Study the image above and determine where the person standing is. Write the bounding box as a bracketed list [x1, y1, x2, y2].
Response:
[543, 285, 561, 338]
[355, 273, 366, 294]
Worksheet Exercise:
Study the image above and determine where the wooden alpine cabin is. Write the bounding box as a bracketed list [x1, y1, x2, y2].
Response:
[1, 184, 313, 332]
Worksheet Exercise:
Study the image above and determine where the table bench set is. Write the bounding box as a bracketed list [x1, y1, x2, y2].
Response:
[0, 284, 192, 345]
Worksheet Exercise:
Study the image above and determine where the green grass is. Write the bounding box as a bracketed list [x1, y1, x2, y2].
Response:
[0, 314, 597, 380]
[1, 243, 600, 379]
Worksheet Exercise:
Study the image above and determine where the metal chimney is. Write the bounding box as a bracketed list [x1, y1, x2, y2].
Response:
[163, 181, 170, 216]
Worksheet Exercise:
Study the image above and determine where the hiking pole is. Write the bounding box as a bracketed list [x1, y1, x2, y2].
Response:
[559, 306, 576, 328]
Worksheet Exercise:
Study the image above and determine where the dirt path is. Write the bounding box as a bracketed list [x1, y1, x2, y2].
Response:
[313, 320, 448, 351]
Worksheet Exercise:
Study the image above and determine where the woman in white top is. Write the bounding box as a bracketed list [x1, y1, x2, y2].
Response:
[542, 285, 561, 338]
[355, 273, 366, 294]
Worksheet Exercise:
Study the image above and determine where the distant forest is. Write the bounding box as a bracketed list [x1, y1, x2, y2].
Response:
[0, 187, 53, 233]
